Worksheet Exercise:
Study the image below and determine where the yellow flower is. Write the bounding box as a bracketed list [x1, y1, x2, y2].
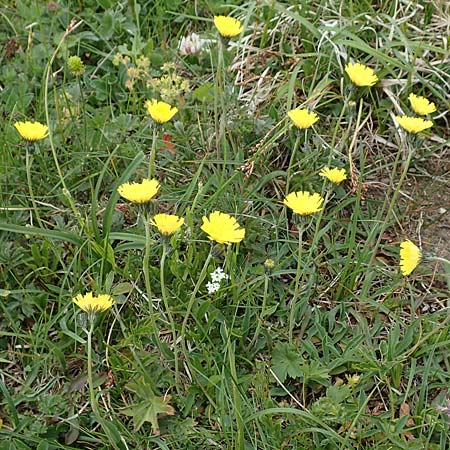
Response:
[345, 62, 378, 87]
[395, 116, 433, 133]
[408, 93, 436, 116]
[14, 121, 48, 141]
[201, 211, 245, 244]
[145, 99, 178, 124]
[283, 191, 324, 215]
[287, 109, 319, 129]
[399, 240, 422, 276]
[151, 213, 184, 235]
[117, 178, 160, 203]
[319, 167, 347, 184]
[214, 15, 243, 38]
[73, 292, 114, 313]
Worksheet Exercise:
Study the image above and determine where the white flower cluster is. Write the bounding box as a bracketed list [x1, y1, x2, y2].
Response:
[205, 267, 229, 294]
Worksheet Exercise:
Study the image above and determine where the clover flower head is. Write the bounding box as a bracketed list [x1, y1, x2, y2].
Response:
[201, 211, 245, 244]
[145, 99, 178, 124]
[319, 167, 347, 184]
[14, 121, 49, 141]
[151, 213, 184, 235]
[395, 116, 433, 134]
[117, 178, 160, 204]
[345, 62, 378, 87]
[73, 292, 114, 313]
[399, 240, 422, 276]
[283, 191, 324, 215]
[287, 109, 319, 129]
[214, 15, 243, 38]
[179, 32, 210, 55]
[408, 93, 436, 116]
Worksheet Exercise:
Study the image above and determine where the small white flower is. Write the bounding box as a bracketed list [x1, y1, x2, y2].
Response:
[211, 267, 229, 283]
[206, 281, 220, 294]
[178, 32, 210, 56]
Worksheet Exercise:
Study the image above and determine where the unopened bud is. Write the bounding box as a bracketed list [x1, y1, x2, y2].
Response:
[68, 55, 85, 76]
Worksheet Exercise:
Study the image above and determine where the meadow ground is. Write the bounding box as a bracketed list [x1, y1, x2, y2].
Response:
[1, 1, 450, 449]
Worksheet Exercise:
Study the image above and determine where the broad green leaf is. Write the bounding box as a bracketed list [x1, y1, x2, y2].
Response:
[121, 395, 175, 434]
[271, 342, 303, 382]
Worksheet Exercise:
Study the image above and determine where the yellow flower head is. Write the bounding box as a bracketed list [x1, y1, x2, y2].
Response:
[287, 109, 319, 129]
[408, 93, 436, 116]
[201, 211, 245, 244]
[14, 121, 49, 141]
[395, 116, 433, 134]
[151, 213, 184, 235]
[145, 99, 178, 124]
[117, 178, 160, 204]
[319, 167, 347, 184]
[345, 62, 378, 87]
[214, 15, 243, 38]
[73, 292, 114, 313]
[399, 240, 422, 276]
[283, 191, 324, 215]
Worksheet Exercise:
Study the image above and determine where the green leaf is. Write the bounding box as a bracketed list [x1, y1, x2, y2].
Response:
[302, 360, 330, 386]
[193, 83, 214, 102]
[271, 342, 303, 382]
[121, 377, 175, 434]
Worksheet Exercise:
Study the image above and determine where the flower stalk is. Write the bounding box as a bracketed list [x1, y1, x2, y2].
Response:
[143, 214, 154, 319]
[160, 239, 181, 391]
[148, 126, 159, 179]
[288, 224, 304, 343]
[248, 271, 270, 349]
[180, 251, 213, 351]
[25, 145, 43, 227]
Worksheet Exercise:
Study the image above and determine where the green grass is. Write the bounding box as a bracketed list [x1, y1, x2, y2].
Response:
[1, 1, 450, 449]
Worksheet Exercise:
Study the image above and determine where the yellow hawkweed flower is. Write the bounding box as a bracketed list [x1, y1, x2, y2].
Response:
[145, 99, 178, 124]
[395, 116, 433, 133]
[319, 167, 347, 184]
[408, 93, 436, 116]
[201, 211, 245, 244]
[345, 62, 378, 87]
[399, 240, 422, 276]
[14, 121, 48, 141]
[151, 213, 184, 235]
[283, 191, 324, 215]
[287, 109, 319, 129]
[117, 178, 160, 204]
[214, 15, 243, 38]
[73, 292, 114, 313]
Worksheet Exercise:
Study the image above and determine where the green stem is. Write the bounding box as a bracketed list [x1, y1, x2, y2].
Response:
[369, 142, 414, 267]
[214, 39, 228, 183]
[285, 133, 303, 197]
[148, 127, 159, 179]
[288, 225, 304, 343]
[429, 256, 450, 266]
[77, 76, 88, 152]
[347, 99, 364, 180]
[86, 320, 98, 415]
[143, 215, 158, 338]
[180, 252, 213, 351]
[43, 21, 88, 237]
[86, 319, 121, 450]
[248, 273, 270, 349]
[429, 256, 450, 291]
[25, 147, 43, 227]
[160, 240, 180, 391]
[224, 324, 245, 450]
